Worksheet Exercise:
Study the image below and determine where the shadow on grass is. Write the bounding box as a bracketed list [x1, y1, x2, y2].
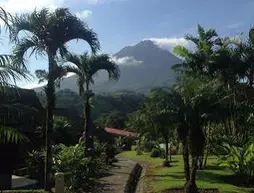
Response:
[198, 170, 254, 188]
[202, 165, 225, 170]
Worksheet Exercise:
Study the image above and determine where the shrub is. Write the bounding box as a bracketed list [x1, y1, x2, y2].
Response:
[53, 142, 107, 192]
[53, 116, 73, 145]
[136, 145, 143, 155]
[143, 141, 157, 152]
[26, 150, 44, 184]
[150, 147, 162, 158]
[219, 142, 254, 185]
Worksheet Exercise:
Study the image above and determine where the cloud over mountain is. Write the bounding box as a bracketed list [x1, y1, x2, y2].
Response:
[111, 56, 143, 66]
[146, 37, 191, 52]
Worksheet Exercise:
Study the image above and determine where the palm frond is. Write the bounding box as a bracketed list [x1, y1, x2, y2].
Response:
[0, 125, 28, 144]
[90, 54, 120, 81]
[12, 36, 44, 68]
[0, 54, 31, 87]
[249, 27, 254, 47]
[173, 45, 192, 59]
[35, 69, 48, 83]
[50, 8, 100, 53]
[0, 6, 12, 33]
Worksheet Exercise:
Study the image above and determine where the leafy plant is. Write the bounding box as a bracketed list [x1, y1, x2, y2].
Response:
[150, 147, 162, 158]
[53, 116, 72, 145]
[219, 142, 254, 184]
[26, 150, 45, 184]
[0, 125, 28, 144]
[53, 142, 107, 192]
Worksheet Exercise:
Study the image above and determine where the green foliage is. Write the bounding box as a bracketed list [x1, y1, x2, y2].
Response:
[219, 142, 254, 184]
[150, 147, 163, 158]
[53, 142, 107, 192]
[136, 145, 143, 155]
[26, 150, 44, 183]
[63, 52, 120, 97]
[53, 116, 72, 145]
[0, 125, 28, 144]
[142, 140, 158, 152]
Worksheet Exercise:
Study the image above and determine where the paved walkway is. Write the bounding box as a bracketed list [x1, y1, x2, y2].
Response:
[93, 157, 137, 193]
[11, 157, 137, 193]
[12, 175, 38, 189]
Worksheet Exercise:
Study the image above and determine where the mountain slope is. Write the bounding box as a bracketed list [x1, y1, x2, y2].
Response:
[35, 40, 181, 94]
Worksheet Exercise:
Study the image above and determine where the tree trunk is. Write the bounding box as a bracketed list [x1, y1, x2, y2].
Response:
[169, 144, 172, 162]
[249, 70, 253, 88]
[165, 136, 169, 162]
[182, 137, 190, 181]
[84, 82, 94, 157]
[184, 156, 199, 193]
[44, 53, 56, 191]
[203, 148, 209, 169]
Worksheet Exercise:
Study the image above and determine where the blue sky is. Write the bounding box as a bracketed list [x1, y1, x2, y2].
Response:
[0, 0, 253, 88]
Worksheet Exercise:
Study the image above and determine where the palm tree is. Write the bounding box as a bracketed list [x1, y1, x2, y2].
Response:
[63, 52, 120, 157]
[170, 75, 226, 193]
[10, 8, 100, 190]
[173, 24, 219, 77]
[230, 27, 254, 87]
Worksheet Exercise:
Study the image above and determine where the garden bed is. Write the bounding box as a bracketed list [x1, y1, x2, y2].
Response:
[162, 188, 220, 193]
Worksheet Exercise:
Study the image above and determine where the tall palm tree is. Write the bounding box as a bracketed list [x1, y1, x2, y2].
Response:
[10, 8, 100, 190]
[170, 75, 226, 193]
[63, 52, 120, 157]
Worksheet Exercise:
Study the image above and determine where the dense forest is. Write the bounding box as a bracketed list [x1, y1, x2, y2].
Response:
[37, 89, 145, 129]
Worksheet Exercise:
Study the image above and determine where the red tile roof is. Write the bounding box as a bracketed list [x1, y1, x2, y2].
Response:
[104, 127, 137, 138]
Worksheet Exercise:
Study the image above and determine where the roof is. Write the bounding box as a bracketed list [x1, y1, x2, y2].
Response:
[0, 87, 44, 126]
[104, 127, 137, 138]
[0, 87, 44, 111]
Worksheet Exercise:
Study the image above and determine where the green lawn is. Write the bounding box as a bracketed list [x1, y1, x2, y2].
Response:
[120, 151, 254, 193]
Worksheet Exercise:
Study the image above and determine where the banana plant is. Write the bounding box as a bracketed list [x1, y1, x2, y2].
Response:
[219, 142, 254, 183]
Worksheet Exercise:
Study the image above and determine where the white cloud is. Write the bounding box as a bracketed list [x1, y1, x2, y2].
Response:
[21, 82, 47, 89]
[21, 72, 75, 89]
[83, 0, 126, 5]
[112, 56, 143, 66]
[0, 0, 65, 13]
[226, 23, 244, 29]
[76, 10, 92, 20]
[146, 37, 192, 52]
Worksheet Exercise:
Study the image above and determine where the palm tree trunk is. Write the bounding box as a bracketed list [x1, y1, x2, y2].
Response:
[44, 53, 56, 191]
[84, 82, 93, 157]
[164, 136, 169, 162]
[182, 137, 190, 181]
[184, 156, 199, 193]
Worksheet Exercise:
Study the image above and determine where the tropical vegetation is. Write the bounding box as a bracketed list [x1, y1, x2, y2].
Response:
[0, 3, 254, 193]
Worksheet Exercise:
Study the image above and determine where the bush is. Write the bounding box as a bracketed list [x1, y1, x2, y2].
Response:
[219, 142, 254, 185]
[143, 141, 157, 152]
[150, 147, 162, 158]
[53, 116, 74, 145]
[136, 145, 143, 155]
[26, 150, 44, 184]
[53, 142, 107, 192]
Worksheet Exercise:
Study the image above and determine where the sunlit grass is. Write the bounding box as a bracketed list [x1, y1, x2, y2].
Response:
[120, 151, 254, 193]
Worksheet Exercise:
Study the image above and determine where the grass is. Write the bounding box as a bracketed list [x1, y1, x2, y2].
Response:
[120, 151, 254, 193]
